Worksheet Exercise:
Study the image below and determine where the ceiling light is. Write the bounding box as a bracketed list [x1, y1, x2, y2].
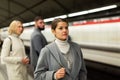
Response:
[68, 5, 117, 17]
[88, 5, 117, 13]
[44, 15, 67, 22]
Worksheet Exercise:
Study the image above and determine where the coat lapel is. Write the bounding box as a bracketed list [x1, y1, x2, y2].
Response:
[70, 43, 82, 79]
[46, 42, 71, 75]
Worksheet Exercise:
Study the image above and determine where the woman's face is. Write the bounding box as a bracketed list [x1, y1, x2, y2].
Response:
[16, 22, 23, 35]
[52, 22, 69, 41]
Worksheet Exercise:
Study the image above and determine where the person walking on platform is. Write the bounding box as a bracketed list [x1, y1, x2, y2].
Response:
[30, 16, 47, 70]
[34, 18, 87, 80]
[1, 20, 29, 80]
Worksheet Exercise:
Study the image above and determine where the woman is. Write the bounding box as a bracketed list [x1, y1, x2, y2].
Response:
[34, 18, 87, 80]
[1, 20, 29, 80]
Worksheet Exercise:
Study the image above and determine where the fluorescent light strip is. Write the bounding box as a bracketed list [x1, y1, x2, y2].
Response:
[44, 15, 67, 22]
[23, 5, 117, 27]
[68, 5, 117, 17]
[23, 21, 35, 27]
[23, 15, 67, 26]
[88, 5, 117, 13]
[44, 18, 54, 22]
[68, 11, 88, 17]
[23, 23, 30, 26]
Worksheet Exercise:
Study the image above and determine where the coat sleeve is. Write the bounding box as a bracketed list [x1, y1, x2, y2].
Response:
[1, 38, 22, 64]
[34, 47, 55, 80]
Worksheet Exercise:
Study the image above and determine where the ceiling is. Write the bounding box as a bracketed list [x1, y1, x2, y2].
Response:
[0, 0, 120, 28]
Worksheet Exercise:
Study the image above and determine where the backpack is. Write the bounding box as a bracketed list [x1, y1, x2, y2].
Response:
[8, 37, 12, 51]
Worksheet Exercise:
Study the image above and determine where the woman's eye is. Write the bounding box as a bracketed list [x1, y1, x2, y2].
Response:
[65, 27, 68, 29]
[59, 27, 63, 30]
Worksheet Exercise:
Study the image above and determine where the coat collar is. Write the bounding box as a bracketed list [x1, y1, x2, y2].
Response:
[11, 33, 19, 37]
[46, 42, 70, 75]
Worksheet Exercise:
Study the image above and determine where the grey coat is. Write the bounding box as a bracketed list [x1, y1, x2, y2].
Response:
[30, 28, 47, 69]
[34, 41, 87, 80]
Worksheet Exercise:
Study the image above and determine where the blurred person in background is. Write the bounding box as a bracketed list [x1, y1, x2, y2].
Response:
[34, 18, 87, 80]
[30, 16, 47, 70]
[1, 20, 29, 80]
